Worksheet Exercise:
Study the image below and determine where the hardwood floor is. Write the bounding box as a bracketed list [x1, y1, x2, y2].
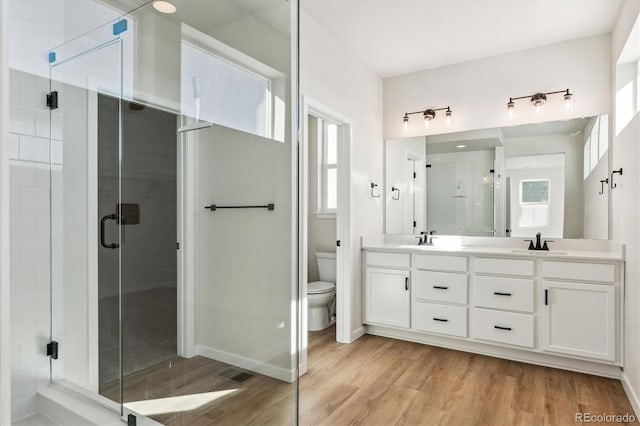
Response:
[98, 326, 635, 425]
[100, 356, 296, 425]
[300, 326, 637, 425]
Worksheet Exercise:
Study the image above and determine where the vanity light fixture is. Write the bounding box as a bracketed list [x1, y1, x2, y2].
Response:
[402, 106, 452, 130]
[153, 1, 177, 14]
[506, 89, 573, 118]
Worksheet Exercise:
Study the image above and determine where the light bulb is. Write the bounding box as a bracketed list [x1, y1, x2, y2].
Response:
[564, 92, 574, 111]
[403, 114, 409, 131]
[507, 100, 515, 119]
[536, 104, 542, 113]
[445, 108, 452, 127]
[424, 118, 430, 129]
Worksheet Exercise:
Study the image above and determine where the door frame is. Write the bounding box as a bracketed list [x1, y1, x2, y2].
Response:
[299, 95, 352, 374]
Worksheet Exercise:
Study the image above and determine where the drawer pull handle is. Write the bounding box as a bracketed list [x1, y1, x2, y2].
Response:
[433, 317, 449, 322]
[405, 277, 409, 291]
[433, 285, 449, 290]
[545, 289, 549, 305]
[493, 292, 511, 296]
[494, 325, 512, 331]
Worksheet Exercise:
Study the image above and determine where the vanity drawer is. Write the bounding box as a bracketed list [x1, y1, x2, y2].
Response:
[474, 276, 534, 313]
[474, 257, 534, 277]
[472, 308, 534, 348]
[366, 251, 410, 268]
[414, 254, 467, 272]
[542, 261, 615, 283]
[414, 271, 467, 305]
[412, 302, 467, 337]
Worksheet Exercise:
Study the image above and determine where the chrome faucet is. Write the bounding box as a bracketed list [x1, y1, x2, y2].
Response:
[525, 232, 553, 251]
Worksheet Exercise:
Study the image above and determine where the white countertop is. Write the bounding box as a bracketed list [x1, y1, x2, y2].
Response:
[361, 235, 625, 262]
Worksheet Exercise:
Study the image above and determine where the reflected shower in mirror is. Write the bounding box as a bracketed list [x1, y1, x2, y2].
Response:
[385, 115, 609, 239]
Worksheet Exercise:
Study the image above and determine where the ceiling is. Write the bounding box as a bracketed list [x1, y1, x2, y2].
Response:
[302, 0, 624, 78]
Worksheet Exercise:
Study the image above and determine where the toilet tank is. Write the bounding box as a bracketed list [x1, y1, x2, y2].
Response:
[315, 252, 336, 283]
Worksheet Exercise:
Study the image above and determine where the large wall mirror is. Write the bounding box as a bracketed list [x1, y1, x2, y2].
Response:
[385, 115, 610, 239]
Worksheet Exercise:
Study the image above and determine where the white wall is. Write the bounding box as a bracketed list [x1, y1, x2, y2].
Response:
[192, 124, 293, 379]
[384, 35, 611, 140]
[307, 115, 336, 282]
[300, 11, 384, 341]
[611, 0, 640, 416]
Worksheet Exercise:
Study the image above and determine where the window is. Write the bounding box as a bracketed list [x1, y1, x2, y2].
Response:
[180, 41, 271, 138]
[583, 137, 590, 180]
[519, 179, 549, 228]
[316, 119, 339, 217]
[598, 114, 609, 159]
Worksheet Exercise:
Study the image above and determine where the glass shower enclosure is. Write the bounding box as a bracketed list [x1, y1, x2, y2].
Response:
[47, 1, 298, 424]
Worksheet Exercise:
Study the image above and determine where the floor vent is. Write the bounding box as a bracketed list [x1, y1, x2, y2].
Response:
[217, 367, 255, 384]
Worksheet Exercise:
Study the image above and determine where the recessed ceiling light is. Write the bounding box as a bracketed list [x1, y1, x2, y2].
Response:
[456, 144, 466, 149]
[153, 1, 177, 14]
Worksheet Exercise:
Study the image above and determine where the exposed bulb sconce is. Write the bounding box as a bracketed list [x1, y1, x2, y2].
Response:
[402, 106, 453, 130]
[506, 89, 573, 118]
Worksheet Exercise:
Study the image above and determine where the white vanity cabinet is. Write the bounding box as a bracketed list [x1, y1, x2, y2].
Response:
[411, 254, 468, 337]
[542, 261, 618, 362]
[471, 257, 536, 348]
[361, 242, 624, 377]
[363, 252, 411, 328]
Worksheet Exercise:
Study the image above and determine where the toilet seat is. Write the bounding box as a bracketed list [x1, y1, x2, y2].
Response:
[308, 281, 335, 294]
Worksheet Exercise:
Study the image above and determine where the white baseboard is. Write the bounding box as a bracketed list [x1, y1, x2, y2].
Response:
[351, 326, 366, 342]
[196, 345, 296, 383]
[621, 372, 640, 418]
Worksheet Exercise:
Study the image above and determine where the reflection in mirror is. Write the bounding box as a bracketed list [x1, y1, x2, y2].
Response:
[385, 116, 610, 239]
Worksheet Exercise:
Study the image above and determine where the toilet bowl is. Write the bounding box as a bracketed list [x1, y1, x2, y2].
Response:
[308, 252, 336, 331]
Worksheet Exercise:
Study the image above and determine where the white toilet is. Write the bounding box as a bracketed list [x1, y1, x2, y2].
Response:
[308, 252, 336, 331]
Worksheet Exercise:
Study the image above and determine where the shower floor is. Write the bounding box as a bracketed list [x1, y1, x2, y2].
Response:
[100, 356, 296, 425]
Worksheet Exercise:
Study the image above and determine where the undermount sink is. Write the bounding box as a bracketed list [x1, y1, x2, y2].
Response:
[510, 249, 568, 256]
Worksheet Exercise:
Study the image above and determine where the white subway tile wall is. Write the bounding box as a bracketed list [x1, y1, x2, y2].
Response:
[9, 69, 62, 421]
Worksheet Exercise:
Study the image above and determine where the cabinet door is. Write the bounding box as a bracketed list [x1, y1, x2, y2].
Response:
[542, 281, 616, 361]
[364, 267, 410, 328]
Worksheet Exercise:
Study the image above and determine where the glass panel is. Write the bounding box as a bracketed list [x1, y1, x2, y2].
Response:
[118, 2, 298, 424]
[520, 180, 549, 203]
[326, 123, 338, 164]
[426, 150, 494, 236]
[49, 24, 124, 409]
[48, 0, 298, 424]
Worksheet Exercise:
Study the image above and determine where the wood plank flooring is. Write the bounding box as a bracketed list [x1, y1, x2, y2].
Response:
[300, 326, 637, 425]
[99, 326, 636, 425]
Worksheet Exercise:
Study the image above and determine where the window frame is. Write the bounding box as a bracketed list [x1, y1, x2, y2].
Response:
[315, 119, 338, 218]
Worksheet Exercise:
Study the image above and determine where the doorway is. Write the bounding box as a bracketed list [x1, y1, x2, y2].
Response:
[300, 96, 351, 374]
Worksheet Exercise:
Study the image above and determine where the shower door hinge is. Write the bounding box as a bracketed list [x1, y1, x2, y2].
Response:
[46, 341, 59, 359]
[176, 242, 180, 250]
[489, 169, 495, 173]
[426, 164, 431, 168]
[413, 221, 417, 228]
[127, 414, 137, 426]
[336, 240, 341, 247]
[46, 91, 58, 110]
[413, 172, 416, 178]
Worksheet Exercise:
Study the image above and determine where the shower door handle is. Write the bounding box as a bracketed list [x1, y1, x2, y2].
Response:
[100, 214, 120, 249]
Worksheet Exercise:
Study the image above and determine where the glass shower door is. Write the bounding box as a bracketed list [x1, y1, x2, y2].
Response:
[49, 18, 126, 410]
